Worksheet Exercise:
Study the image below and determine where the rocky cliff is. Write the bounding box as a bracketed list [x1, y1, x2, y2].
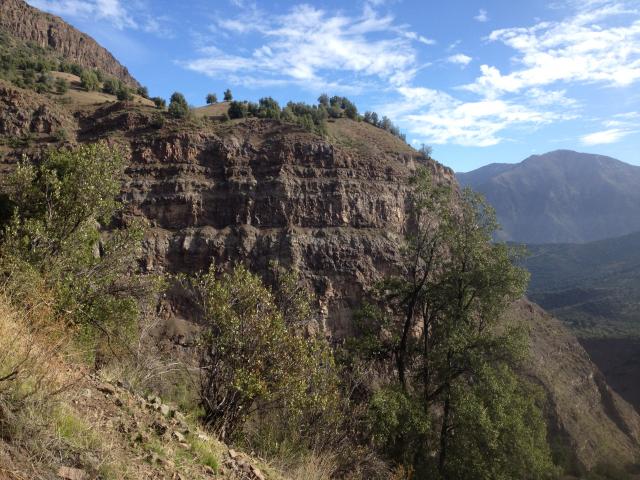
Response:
[0, 0, 139, 87]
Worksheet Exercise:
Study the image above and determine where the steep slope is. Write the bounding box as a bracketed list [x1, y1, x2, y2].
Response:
[0, 0, 139, 87]
[514, 300, 640, 472]
[457, 150, 640, 243]
[523, 231, 640, 411]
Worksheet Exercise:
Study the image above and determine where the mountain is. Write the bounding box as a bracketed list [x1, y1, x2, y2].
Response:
[523, 231, 640, 411]
[0, 0, 139, 87]
[457, 150, 640, 244]
[0, 1, 639, 476]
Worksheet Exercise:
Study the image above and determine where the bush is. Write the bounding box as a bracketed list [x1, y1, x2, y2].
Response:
[116, 87, 133, 102]
[151, 97, 166, 110]
[102, 78, 120, 95]
[228, 100, 247, 119]
[187, 264, 339, 441]
[54, 78, 69, 94]
[168, 92, 189, 118]
[137, 85, 149, 98]
[80, 70, 99, 92]
[206, 93, 217, 104]
[0, 143, 154, 361]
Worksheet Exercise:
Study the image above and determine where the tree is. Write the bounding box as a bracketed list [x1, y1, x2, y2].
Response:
[355, 170, 554, 479]
[223, 89, 233, 101]
[0, 143, 153, 359]
[54, 78, 69, 94]
[258, 96, 281, 119]
[151, 97, 166, 110]
[102, 78, 120, 95]
[187, 264, 337, 440]
[318, 93, 329, 106]
[206, 93, 217, 104]
[227, 100, 247, 119]
[168, 92, 190, 118]
[80, 70, 99, 91]
[117, 87, 133, 102]
[137, 85, 149, 98]
[419, 144, 433, 159]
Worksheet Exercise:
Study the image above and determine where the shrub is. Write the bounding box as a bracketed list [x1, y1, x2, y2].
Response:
[151, 97, 166, 110]
[80, 70, 99, 92]
[228, 100, 247, 119]
[168, 92, 190, 118]
[206, 93, 217, 104]
[116, 87, 133, 102]
[137, 85, 149, 98]
[54, 78, 69, 94]
[102, 78, 120, 95]
[187, 264, 339, 441]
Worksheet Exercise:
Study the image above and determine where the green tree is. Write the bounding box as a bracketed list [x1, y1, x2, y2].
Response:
[117, 87, 133, 102]
[168, 92, 190, 118]
[188, 264, 337, 441]
[151, 97, 166, 110]
[102, 78, 119, 95]
[137, 85, 149, 98]
[0, 143, 153, 360]
[223, 88, 233, 101]
[318, 93, 329, 106]
[355, 170, 554, 479]
[54, 77, 69, 94]
[227, 100, 247, 119]
[206, 93, 217, 104]
[80, 70, 99, 91]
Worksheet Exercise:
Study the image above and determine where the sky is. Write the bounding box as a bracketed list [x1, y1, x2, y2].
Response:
[25, 0, 640, 172]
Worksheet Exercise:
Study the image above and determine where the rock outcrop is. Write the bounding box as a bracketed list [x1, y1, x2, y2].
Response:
[0, 0, 139, 87]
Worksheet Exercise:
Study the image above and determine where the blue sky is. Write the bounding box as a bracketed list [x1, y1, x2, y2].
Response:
[26, 0, 640, 172]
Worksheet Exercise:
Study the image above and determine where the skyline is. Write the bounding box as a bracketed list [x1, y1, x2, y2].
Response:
[26, 0, 640, 171]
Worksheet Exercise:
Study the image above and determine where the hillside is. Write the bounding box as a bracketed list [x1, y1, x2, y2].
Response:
[0, 1, 640, 477]
[523, 231, 640, 411]
[0, 0, 139, 87]
[457, 150, 640, 244]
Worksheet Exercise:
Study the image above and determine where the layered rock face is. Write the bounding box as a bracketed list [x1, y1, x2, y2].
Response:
[0, 0, 139, 87]
[120, 119, 451, 335]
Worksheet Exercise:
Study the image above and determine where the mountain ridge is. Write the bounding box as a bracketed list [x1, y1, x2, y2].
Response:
[457, 149, 640, 244]
[0, 0, 140, 87]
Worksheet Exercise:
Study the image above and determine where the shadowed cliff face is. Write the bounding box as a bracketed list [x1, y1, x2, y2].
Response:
[0, 0, 140, 87]
[118, 118, 453, 336]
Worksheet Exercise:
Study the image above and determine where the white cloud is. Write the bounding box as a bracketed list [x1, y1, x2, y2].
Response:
[26, 0, 170, 34]
[187, 5, 426, 90]
[464, 2, 640, 97]
[378, 87, 559, 147]
[474, 9, 489, 22]
[447, 53, 472, 66]
[581, 128, 634, 145]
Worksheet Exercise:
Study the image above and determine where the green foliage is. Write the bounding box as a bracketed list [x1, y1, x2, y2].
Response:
[223, 88, 233, 101]
[349, 169, 554, 478]
[168, 92, 190, 118]
[206, 93, 217, 104]
[0, 143, 152, 358]
[228, 100, 248, 119]
[137, 85, 149, 98]
[80, 70, 99, 91]
[317, 93, 329, 106]
[54, 77, 69, 94]
[187, 264, 339, 442]
[102, 78, 121, 95]
[116, 86, 133, 102]
[151, 96, 166, 110]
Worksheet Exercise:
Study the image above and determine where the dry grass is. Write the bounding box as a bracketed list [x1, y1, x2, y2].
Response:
[193, 101, 231, 119]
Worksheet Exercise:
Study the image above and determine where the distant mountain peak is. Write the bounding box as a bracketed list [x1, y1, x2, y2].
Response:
[456, 150, 640, 243]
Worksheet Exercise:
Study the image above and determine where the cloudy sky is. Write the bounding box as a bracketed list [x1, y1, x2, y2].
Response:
[27, 0, 640, 171]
